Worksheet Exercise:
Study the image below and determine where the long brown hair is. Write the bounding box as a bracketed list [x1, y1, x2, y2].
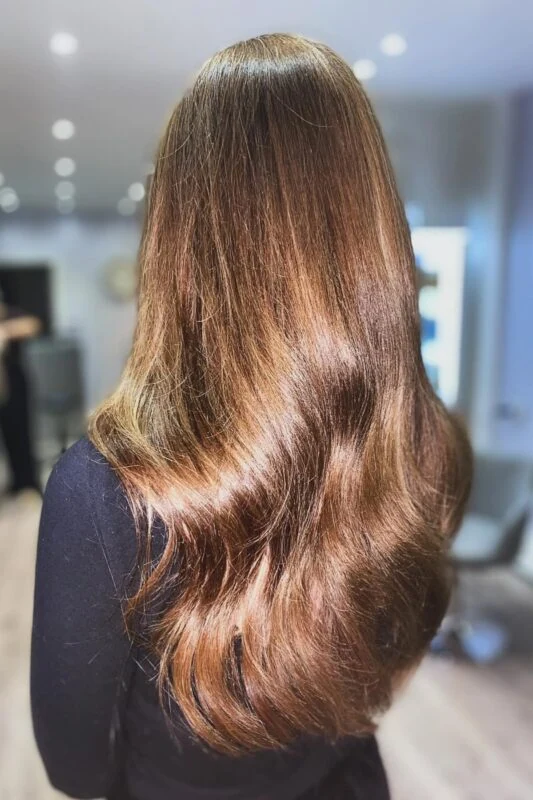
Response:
[90, 34, 471, 755]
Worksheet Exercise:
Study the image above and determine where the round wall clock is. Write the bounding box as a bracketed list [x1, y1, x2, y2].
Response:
[102, 257, 138, 302]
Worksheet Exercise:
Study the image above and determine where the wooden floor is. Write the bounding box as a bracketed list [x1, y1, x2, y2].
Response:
[0, 493, 62, 800]
[1, 494, 532, 800]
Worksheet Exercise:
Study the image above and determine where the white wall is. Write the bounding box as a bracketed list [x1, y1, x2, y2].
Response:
[491, 91, 533, 578]
[375, 98, 495, 226]
[0, 214, 140, 410]
[374, 97, 508, 445]
[494, 91, 533, 458]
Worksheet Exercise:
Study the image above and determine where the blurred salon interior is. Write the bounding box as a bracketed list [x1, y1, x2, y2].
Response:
[1, 1, 532, 798]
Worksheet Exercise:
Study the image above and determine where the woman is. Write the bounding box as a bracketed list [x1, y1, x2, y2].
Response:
[31, 34, 471, 800]
[0, 292, 41, 496]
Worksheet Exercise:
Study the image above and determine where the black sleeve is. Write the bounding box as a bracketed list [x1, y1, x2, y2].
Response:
[31, 442, 135, 799]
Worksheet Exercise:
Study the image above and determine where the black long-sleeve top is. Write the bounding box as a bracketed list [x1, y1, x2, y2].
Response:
[31, 438, 389, 800]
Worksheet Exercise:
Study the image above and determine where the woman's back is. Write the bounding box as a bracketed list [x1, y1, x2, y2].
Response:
[32, 438, 389, 799]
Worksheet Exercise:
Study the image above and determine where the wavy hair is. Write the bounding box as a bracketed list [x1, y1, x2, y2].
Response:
[90, 34, 472, 755]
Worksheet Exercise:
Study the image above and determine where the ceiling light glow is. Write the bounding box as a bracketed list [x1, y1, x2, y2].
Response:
[50, 32, 78, 57]
[380, 33, 407, 57]
[0, 187, 20, 213]
[117, 197, 137, 216]
[353, 59, 377, 81]
[128, 182, 145, 202]
[52, 119, 75, 140]
[55, 180, 76, 200]
[54, 157, 76, 177]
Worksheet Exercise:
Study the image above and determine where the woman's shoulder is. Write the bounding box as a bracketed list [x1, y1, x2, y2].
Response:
[46, 436, 134, 538]
[43, 437, 138, 578]
[49, 436, 123, 501]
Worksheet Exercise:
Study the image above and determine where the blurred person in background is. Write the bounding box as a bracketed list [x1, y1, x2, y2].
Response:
[0, 289, 41, 497]
[31, 34, 472, 800]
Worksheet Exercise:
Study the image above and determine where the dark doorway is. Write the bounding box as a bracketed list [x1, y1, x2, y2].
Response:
[0, 264, 52, 333]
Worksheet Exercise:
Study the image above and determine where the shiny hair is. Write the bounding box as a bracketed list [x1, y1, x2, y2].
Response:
[90, 33, 471, 755]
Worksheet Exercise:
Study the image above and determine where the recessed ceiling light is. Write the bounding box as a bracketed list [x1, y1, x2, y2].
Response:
[117, 197, 137, 216]
[50, 32, 78, 57]
[353, 59, 377, 81]
[54, 157, 76, 177]
[0, 172, 4, 187]
[380, 33, 407, 57]
[55, 180, 76, 200]
[128, 182, 145, 202]
[52, 119, 75, 140]
[57, 197, 76, 214]
[0, 187, 20, 213]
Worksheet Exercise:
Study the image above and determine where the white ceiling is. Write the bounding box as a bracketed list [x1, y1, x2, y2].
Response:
[1, 0, 532, 212]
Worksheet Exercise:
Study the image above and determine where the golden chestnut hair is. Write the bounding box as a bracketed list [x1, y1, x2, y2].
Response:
[90, 34, 471, 755]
